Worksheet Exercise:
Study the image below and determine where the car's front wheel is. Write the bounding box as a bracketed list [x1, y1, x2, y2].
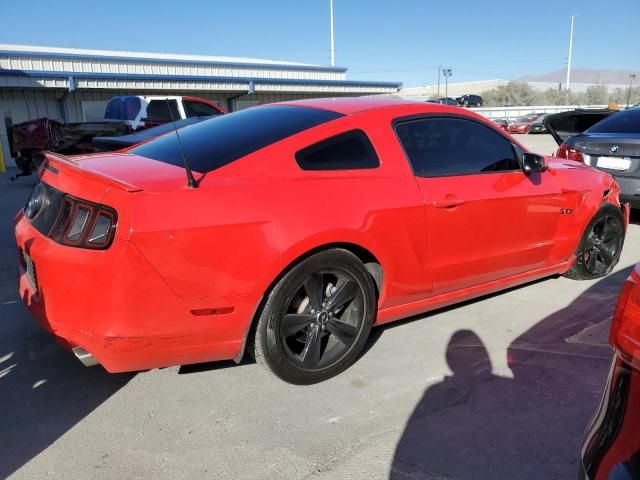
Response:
[564, 204, 625, 280]
[253, 249, 376, 384]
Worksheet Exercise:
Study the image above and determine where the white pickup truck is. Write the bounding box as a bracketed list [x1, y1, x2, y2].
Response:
[104, 95, 225, 129]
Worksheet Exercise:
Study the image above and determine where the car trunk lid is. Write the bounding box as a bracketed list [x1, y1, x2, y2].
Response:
[41, 151, 192, 197]
[544, 109, 614, 145]
[568, 133, 640, 178]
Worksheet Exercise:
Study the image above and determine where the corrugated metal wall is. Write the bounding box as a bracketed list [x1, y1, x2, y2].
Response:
[0, 88, 61, 119]
[61, 90, 339, 122]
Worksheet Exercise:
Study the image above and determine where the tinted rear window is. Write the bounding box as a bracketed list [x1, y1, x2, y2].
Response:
[130, 105, 343, 172]
[587, 109, 640, 134]
[296, 130, 379, 170]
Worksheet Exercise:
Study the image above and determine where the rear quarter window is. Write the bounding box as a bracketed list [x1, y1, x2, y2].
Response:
[295, 130, 379, 170]
[130, 105, 343, 172]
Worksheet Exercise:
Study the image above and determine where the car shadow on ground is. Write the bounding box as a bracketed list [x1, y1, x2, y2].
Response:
[0, 173, 135, 478]
[389, 266, 632, 480]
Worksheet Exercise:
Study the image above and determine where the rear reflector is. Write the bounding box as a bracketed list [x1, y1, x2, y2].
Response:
[190, 307, 235, 316]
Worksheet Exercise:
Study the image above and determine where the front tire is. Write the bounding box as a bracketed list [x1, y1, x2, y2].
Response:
[564, 204, 625, 280]
[253, 249, 376, 384]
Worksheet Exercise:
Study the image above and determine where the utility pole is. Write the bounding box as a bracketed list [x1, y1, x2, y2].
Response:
[329, 0, 335, 66]
[628, 74, 637, 107]
[566, 15, 576, 93]
[437, 65, 442, 98]
[443, 68, 453, 99]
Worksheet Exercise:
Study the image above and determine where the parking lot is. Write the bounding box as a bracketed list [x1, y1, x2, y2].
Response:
[0, 134, 636, 480]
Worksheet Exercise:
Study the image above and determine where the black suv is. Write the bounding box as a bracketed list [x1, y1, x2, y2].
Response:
[456, 94, 483, 107]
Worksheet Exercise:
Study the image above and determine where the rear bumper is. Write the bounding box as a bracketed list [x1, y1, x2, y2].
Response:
[612, 175, 640, 208]
[579, 356, 640, 480]
[15, 213, 254, 372]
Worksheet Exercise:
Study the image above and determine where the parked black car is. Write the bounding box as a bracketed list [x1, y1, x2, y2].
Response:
[435, 97, 458, 106]
[456, 94, 483, 107]
[546, 108, 640, 207]
[529, 113, 550, 134]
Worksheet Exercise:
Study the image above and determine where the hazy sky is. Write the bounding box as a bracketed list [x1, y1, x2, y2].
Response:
[1, 0, 638, 87]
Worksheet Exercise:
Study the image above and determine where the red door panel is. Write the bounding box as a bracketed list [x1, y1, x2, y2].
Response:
[417, 171, 563, 295]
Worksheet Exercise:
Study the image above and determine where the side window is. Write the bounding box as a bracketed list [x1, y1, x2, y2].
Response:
[145, 99, 181, 122]
[296, 129, 379, 171]
[183, 100, 222, 118]
[395, 117, 520, 177]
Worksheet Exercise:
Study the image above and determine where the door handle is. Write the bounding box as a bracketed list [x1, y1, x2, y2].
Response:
[433, 196, 465, 208]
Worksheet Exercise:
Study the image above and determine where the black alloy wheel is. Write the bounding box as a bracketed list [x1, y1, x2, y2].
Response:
[565, 204, 625, 280]
[580, 214, 623, 276]
[279, 270, 364, 369]
[253, 249, 376, 384]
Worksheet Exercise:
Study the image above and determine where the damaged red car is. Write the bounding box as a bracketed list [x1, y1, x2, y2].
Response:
[15, 98, 628, 384]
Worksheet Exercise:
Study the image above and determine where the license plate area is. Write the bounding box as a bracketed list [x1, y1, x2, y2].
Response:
[23, 251, 38, 292]
[596, 156, 632, 171]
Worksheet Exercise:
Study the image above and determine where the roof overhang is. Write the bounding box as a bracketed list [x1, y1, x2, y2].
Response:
[0, 69, 402, 93]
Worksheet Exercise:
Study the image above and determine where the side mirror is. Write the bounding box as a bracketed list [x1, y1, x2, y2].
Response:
[522, 152, 547, 174]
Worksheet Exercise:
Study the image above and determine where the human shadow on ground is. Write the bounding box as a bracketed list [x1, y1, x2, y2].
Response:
[390, 266, 633, 480]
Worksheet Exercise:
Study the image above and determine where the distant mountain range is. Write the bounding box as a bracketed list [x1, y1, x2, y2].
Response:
[517, 68, 639, 85]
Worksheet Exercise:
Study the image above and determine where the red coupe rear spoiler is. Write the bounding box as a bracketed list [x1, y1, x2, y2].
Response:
[41, 152, 143, 193]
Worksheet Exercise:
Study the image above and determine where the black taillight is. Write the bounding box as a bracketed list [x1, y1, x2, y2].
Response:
[50, 196, 117, 249]
[24, 182, 117, 249]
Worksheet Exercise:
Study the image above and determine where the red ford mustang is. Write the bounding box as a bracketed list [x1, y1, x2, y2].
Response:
[15, 98, 628, 384]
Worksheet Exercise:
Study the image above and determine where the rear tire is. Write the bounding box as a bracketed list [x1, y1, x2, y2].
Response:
[564, 204, 625, 280]
[253, 249, 376, 384]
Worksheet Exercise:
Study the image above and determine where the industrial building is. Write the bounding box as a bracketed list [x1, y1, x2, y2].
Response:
[0, 44, 401, 168]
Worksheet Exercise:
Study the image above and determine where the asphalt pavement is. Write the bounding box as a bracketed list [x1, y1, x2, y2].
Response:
[0, 134, 636, 479]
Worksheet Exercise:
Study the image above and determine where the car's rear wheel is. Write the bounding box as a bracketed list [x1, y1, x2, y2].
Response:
[564, 204, 625, 280]
[253, 249, 376, 384]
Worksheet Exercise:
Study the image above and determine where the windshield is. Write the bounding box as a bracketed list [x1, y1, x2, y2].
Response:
[587, 108, 640, 134]
[130, 105, 343, 172]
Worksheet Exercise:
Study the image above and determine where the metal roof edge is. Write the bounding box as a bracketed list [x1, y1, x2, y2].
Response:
[0, 48, 349, 74]
[0, 69, 402, 89]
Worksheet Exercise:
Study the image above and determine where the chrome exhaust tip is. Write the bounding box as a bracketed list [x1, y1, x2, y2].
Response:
[72, 346, 99, 367]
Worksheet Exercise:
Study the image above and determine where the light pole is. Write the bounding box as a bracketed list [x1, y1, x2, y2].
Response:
[329, 0, 335, 66]
[627, 74, 637, 107]
[443, 68, 453, 99]
[566, 15, 576, 92]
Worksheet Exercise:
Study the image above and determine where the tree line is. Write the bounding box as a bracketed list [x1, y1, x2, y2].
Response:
[480, 81, 640, 107]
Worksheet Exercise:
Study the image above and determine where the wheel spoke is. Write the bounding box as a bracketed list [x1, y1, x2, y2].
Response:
[586, 250, 598, 273]
[326, 318, 357, 345]
[304, 274, 324, 311]
[300, 325, 322, 368]
[597, 246, 614, 266]
[325, 279, 359, 311]
[281, 314, 315, 337]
